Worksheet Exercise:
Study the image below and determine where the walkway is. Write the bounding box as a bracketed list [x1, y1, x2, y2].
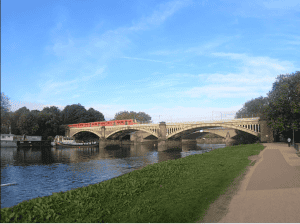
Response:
[197, 143, 300, 223]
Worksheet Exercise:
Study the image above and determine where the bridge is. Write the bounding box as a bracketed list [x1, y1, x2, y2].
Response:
[65, 117, 274, 143]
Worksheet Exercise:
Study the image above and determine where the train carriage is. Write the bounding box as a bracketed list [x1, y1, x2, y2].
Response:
[68, 119, 138, 128]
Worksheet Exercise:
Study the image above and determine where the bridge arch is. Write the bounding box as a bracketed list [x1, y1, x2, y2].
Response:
[70, 130, 102, 138]
[166, 123, 259, 139]
[106, 127, 159, 139]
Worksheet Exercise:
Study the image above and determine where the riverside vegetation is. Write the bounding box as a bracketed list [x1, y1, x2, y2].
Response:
[1, 143, 265, 223]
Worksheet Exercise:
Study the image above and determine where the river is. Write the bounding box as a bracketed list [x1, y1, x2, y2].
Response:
[1, 141, 226, 209]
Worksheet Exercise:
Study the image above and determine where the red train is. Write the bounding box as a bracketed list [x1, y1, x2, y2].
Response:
[68, 119, 138, 128]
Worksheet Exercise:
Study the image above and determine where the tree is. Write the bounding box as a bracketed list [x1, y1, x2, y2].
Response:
[1, 93, 12, 133]
[12, 107, 31, 135]
[41, 106, 62, 136]
[262, 71, 300, 139]
[1, 92, 11, 113]
[86, 108, 105, 122]
[61, 103, 88, 125]
[2, 106, 31, 135]
[235, 96, 270, 120]
[234, 95, 273, 144]
[35, 112, 54, 140]
[1, 111, 12, 134]
[113, 111, 152, 123]
[17, 113, 39, 136]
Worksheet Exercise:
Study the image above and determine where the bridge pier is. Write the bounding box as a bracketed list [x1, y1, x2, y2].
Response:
[65, 127, 70, 137]
[225, 131, 234, 146]
[158, 122, 167, 141]
[259, 120, 274, 143]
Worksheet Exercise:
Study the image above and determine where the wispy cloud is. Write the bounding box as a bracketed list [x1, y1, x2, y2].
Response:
[37, 0, 190, 105]
[22, 66, 106, 104]
[128, 0, 192, 31]
[185, 35, 241, 55]
[210, 52, 295, 72]
[183, 86, 256, 99]
[121, 56, 173, 64]
[120, 56, 193, 67]
[181, 52, 296, 99]
[146, 78, 182, 88]
[149, 49, 180, 56]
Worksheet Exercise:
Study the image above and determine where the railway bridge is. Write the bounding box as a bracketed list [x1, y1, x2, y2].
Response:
[65, 117, 274, 143]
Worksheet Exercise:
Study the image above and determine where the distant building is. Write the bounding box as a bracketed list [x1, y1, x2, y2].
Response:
[1, 134, 42, 148]
[1, 134, 17, 147]
[0, 134, 42, 142]
[1, 134, 14, 141]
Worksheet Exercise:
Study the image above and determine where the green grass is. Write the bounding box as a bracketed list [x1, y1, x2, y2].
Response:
[1, 143, 265, 223]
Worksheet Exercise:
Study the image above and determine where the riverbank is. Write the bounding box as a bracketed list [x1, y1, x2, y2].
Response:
[0, 143, 265, 223]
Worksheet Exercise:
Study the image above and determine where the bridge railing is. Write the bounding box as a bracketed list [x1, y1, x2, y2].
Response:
[164, 117, 260, 125]
[69, 117, 261, 128]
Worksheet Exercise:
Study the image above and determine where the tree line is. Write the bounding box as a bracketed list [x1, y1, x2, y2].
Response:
[233, 71, 300, 144]
[0, 97, 152, 141]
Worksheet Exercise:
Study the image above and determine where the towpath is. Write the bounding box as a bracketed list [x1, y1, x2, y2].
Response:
[197, 143, 300, 223]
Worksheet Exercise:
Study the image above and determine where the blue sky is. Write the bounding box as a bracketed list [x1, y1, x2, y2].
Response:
[2, 0, 300, 123]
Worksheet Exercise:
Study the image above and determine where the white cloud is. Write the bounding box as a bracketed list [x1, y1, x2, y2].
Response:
[121, 56, 173, 64]
[149, 49, 180, 56]
[120, 56, 193, 67]
[179, 52, 297, 99]
[211, 52, 295, 72]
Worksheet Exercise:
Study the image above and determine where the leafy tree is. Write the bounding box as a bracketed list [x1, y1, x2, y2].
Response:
[1, 92, 11, 113]
[233, 96, 270, 144]
[262, 71, 300, 139]
[136, 111, 152, 123]
[1, 93, 12, 133]
[35, 112, 54, 140]
[235, 96, 270, 120]
[7, 106, 31, 135]
[113, 111, 152, 123]
[1, 111, 12, 134]
[17, 113, 39, 136]
[41, 106, 62, 137]
[86, 108, 105, 122]
[61, 103, 89, 125]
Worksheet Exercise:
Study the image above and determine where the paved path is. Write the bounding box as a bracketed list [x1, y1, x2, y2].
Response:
[217, 143, 300, 223]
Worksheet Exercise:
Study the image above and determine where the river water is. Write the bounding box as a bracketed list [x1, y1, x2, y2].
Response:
[1, 141, 226, 209]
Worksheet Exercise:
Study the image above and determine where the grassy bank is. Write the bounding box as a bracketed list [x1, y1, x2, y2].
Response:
[1, 143, 265, 223]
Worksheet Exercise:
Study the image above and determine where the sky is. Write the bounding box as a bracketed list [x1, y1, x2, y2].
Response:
[2, 0, 300, 123]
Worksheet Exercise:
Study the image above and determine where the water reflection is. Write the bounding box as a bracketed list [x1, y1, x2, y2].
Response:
[1, 141, 226, 209]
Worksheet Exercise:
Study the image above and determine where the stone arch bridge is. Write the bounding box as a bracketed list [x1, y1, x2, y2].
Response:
[65, 117, 274, 143]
